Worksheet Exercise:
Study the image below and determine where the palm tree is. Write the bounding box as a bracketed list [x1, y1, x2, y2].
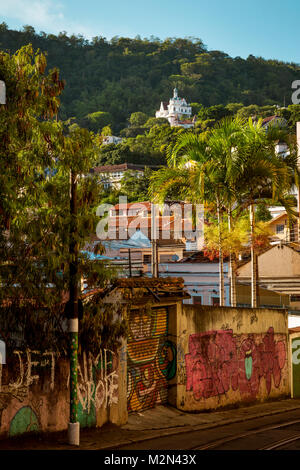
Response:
[207, 117, 245, 306]
[228, 118, 299, 307]
[150, 120, 244, 306]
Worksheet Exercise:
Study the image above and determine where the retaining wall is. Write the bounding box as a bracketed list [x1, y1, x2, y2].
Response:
[0, 345, 127, 437]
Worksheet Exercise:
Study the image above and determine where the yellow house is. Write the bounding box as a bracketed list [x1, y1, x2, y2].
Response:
[237, 244, 300, 310]
[267, 211, 298, 243]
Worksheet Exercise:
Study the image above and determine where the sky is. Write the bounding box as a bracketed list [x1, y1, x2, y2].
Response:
[0, 0, 299, 63]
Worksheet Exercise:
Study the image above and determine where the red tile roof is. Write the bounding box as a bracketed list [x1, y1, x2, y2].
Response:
[180, 251, 229, 263]
[93, 163, 147, 173]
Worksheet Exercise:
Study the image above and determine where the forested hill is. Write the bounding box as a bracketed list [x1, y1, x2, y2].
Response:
[0, 23, 299, 132]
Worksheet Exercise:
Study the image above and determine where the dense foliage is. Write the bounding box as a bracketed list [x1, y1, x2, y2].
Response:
[1, 23, 300, 134]
[0, 45, 126, 353]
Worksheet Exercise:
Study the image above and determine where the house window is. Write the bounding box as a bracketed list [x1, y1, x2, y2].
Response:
[276, 224, 285, 233]
[128, 209, 139, 217]
[193, 296, 202, 305]
[212, 297, 220, 306]
[291, 295, 300, 302]
[143, 255, 151, 264]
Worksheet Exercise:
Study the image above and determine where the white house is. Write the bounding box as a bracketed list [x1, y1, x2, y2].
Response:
[102, 135, 123, 145]
[144, 251, 230, 306]
[156, 88, 195, 128]
[92, 163, 149, 189]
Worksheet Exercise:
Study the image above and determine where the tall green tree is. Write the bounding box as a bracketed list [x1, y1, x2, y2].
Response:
[0, 45, 124, 352]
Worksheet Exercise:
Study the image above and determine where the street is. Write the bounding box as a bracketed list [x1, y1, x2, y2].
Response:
[116, 408, 300, 451]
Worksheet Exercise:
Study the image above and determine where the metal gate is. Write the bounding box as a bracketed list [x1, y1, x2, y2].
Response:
[127, 306, 175, 412]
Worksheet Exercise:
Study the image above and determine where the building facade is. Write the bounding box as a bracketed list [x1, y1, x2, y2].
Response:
[155, 88, 195, 128]
[92, 163, 149, 189]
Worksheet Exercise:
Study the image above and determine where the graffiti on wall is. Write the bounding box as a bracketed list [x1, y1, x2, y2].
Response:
[0, 350, 57, 395]
[0, 350, 57, 435]
[73, 350, 119, 427]
[0, 347, 121, 434]
[9, 404, 41, 436]
[127, 308, 176, 412]
[185, 327, 286, 401]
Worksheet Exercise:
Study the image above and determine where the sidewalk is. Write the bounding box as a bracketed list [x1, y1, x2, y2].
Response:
[1, 398, 300, 450]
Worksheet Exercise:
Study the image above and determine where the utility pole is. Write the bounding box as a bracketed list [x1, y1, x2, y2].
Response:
[151, 203, 158, 277]
[68, 169, 80, 446]
[250, 203, 258, 308]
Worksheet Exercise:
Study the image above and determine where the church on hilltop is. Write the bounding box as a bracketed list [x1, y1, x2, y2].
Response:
[155, 88, 195, 128]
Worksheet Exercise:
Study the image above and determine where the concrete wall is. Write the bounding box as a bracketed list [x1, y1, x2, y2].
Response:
[168, 305, 289, 411]
[0, 346, 127, 437]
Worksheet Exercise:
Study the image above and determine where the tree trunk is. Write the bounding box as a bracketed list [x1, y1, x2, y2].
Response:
[217, 201, 225, 306]
[250, 203, 258, 308]
[228, 210, 237, 307]
[151, 203, 158, 277]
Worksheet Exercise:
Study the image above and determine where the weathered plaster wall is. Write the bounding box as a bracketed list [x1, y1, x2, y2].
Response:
[0, 346, 127, 437]
[169, 305, 289, 411]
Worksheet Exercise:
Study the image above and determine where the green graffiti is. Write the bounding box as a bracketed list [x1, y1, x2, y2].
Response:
[9, 406, 39, 436]
[164, 341, 177, 380]
[78, 401, 96, 428]
[245, 355, 253, 380]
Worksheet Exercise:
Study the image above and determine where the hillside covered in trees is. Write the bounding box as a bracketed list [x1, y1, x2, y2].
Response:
[0, 23, 299, 133]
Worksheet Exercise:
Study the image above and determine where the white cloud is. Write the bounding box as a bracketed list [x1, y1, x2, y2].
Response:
[0, 0, 94, 38]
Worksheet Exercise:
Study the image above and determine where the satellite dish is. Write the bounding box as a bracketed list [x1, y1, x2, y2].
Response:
[172, 254, 179, 261]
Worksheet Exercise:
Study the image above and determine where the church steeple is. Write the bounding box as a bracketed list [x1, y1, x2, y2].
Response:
[155, 88, 193, 128]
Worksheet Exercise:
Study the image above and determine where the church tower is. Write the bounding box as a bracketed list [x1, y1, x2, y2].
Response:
[155, 88, 194, 128]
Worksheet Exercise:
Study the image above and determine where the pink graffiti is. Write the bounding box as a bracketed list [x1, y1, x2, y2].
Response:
[185, 327, 286, 401]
